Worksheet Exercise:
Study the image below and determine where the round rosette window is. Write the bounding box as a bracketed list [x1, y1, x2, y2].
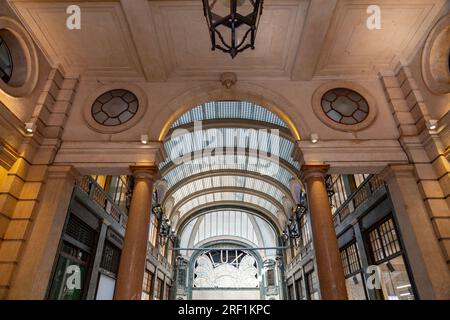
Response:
[91, 89, 139, 126]
[321, 88, 369, 125]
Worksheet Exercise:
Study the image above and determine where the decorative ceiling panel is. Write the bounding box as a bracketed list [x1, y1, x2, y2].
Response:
[10, 1, 144, 77]
[315, 0, 447, 76]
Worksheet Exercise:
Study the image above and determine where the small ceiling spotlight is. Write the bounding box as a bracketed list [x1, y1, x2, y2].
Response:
[25, 122, 36, 134]
[310, 133, 319, 144]
[140, 134, 148, 145]
[427, 119, 438, 131]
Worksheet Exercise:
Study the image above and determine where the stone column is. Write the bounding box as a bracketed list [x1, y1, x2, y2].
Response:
[381, 164, 450, 299]
[7, 165, 79, 299]
[114, 165, 157, 300]
[300, 164, 348, 300]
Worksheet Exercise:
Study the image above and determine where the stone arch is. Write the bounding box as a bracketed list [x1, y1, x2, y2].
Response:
[151, 82, 309, 142]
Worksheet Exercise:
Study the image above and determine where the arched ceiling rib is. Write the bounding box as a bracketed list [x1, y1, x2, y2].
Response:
[175, 205, 283, 235]
[159, 128, 299, 170]
[163, 170, 293, 208]
[173, 189, 282, 220]
[180, 210, 277, 250]
[161, 153, 298, 190]
[169, 175, 286, 209]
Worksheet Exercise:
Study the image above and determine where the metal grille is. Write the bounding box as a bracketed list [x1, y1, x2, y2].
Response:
[61, 241, 89, 263]
[100, 241, 121, 274]
[66, 215, 95, 248]
[266, 269, 276, 286]
[177, 268, 186, 287]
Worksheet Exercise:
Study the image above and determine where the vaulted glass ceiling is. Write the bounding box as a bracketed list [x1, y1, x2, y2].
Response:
[160, 101, 301, 232]
[177, 192, 280, 218]
[179, 210, 277, 252]
[170, 101, 288, 129]
[159, 127, 299, 169]
[162, 155, 295, 189]
[170, 175, 286, 207]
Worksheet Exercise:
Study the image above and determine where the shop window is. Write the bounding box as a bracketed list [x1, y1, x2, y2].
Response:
[367, 217, 415, 300]
[369, 218, 401, 263]
[155, 278, 164, 300]
[165, 285, 171, 300]
[287, 284, 295, 300]
[142, 270, 154, 300]
[48, 215, 96, 300]
[328, 175, 348, 213]
[65, 215, 96, 248]
[377, 256, 415, 300]
[305, 271, 319, 300]
[295, 278, 305, 300]
[340, 242, 367, 300]
[100, 241, 121, 275]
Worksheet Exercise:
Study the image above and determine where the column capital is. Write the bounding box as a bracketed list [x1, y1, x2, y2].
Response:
[300, 164, 330, 181]
[48, 165, 81, 180]
[380, 164, 415, 183]
[130, 164, 159, 181]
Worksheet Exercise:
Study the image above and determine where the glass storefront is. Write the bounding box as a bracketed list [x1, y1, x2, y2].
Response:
[48, 242, 89, 300]
[340, 242, 367, 300]
[367, 217, 415, 300]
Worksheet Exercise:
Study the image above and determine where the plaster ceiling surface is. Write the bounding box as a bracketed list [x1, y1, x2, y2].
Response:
[7, 0, 448, 81]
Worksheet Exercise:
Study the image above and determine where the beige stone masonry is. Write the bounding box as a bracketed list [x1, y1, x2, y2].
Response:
[0, 68, 79, 299]
[379, 62, 450, 269]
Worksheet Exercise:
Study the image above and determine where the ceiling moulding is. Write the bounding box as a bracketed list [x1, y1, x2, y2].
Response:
[314, 0, 447, 77]
[295, 139, 409, 173]
[53, 141, 166, 174]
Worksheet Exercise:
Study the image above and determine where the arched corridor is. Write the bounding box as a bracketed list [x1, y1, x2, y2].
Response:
[0, 0, 449, 305]
[156, 101, 301, 300]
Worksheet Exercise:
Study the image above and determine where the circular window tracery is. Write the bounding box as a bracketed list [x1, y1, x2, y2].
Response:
[312, 81, 377, 132]
[321, 88, 369, 125]
[91, 89, 138, 126]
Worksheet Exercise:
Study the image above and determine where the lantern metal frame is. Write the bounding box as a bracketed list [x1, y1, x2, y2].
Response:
[202, 0, 264, 58]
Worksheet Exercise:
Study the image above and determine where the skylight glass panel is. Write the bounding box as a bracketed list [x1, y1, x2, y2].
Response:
[169, 175, 285, 207]
[162, 154, 295, 189]
[179, 210, 277, 250]
[161, 128, 299, 171]
[178, 192, 279, 217]
[170, 101, 288, 129]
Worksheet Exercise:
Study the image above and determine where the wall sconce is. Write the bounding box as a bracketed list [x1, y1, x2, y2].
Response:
[141, 134, 148, 144]
[427, 119, 438, 131]
[25, 122, 36, 134]
[310, 133, 319, 144]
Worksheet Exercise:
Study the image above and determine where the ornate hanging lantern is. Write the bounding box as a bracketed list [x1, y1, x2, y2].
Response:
[202, 0, 264, 58]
